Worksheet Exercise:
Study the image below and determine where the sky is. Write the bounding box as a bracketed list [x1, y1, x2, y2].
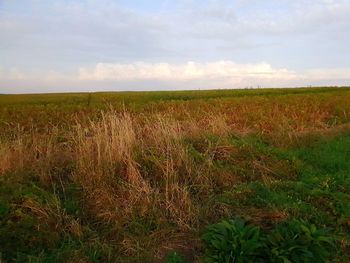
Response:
[1, 0, 350, 93]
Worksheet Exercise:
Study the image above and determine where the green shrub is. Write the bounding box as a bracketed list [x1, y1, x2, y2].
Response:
[267, 219, 335, 263]
[202, 219, 266, 263]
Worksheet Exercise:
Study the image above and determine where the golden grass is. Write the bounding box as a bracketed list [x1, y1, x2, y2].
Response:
[72, 111, 152, 226]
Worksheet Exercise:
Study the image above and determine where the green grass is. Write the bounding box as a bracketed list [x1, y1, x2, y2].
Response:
[215, 134, 350, 260]
[1, 87, 349, 108]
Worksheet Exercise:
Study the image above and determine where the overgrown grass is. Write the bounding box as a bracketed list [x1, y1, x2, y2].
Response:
[1, 87, 350, 262]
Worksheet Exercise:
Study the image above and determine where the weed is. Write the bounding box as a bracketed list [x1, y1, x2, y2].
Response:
[202, 219, 265, 263]
[267, 220, 335, 263]
[202, 218, 336, 263]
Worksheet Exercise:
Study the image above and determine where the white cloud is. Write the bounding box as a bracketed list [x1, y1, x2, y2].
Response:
[1, 61, 350, 93]
[304, 68, 350, 80]
[0, 67, 69, 81]
[78, 61, 296, 82]
[1, 65, 350, 94]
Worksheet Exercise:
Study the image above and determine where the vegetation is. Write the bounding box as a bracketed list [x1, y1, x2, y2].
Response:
[202, 218, 334, 263]
[267, 219, 334, 263]
[0, 87, 350, 262]
[202, 219, 265, 262]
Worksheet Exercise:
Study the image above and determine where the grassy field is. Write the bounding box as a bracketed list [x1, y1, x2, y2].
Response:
[1, 87, 350, 262]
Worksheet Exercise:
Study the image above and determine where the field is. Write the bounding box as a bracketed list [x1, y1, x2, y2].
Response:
[1, 87, 350, 262]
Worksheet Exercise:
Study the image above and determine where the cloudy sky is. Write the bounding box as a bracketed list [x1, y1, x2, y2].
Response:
[1, 0, 350, 93]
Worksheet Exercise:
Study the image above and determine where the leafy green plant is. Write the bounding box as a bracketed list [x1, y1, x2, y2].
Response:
[166, 251, 187, 263]
[202, 219, 266, 263]
[267, 219, 335, 263]
[202, 218, 336, 263]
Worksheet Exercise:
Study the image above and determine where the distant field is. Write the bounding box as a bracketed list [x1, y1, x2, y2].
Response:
[1, 87, 350, 262]
[0, 86, 348, 106]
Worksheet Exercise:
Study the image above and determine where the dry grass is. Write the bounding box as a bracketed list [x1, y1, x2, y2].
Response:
[1, 98, 349, 230]
[72, 111, 152, 225]
[22, 195, 83, 238]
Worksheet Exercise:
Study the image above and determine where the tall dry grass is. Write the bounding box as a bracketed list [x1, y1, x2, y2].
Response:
[0, 126, 70, 185]
[72, 111, 152, 224]
[73, 111, 142, 186]
[70, 110, 223, 229]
